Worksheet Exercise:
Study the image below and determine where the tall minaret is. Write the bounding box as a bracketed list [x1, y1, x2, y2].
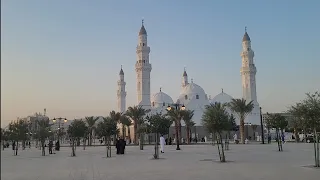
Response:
[240, 27, 260, 124]
[181, 68, 189, 88]
[135, 20, 152, 107]
[117, 66, 126, 113]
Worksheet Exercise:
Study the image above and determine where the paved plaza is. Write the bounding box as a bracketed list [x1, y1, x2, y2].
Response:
[1, 143, 319, 180]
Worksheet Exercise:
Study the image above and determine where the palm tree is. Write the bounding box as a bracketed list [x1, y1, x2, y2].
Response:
[119, 115, 132, 141]
[228, 98, 254, 144]
[85, 116, 99, 146]
[202, 102, 230, 162]
[183, 110, 195, 144]
[125, 106, 150, 147]
[166, 108, 185, 150]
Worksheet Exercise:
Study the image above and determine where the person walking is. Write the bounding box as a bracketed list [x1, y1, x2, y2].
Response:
[160, 135, 165, 153]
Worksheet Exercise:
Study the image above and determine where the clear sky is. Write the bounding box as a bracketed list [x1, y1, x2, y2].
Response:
[1, 0, 320, 127]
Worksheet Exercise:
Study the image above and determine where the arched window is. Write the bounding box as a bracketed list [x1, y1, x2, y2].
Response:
[152, 102, 155, 107]
[143, 60, 145, 63]
[143, 43, 145, 46]
[185, 95, 188, 100]
[163, 102, 165, 106]
[196, 95, 199, 99]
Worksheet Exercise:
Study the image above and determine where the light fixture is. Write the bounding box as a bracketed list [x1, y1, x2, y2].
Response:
[64, 118, 67, 123]
[180, 105, 186, 110]
[167, 105, 172, 111]
[53, 118, 56, 122]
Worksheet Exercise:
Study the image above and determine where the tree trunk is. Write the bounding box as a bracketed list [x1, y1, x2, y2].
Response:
[186, 126, 190, 144]
[41, 141, 45, 156]
[71, 140, 76, 157]
[83, 138, 86, 150]
[134, 124, 138, 145]
[154, 133, 159, 159]
[240, 116, 245, 144]
[174, 120, 180, 150]
[294, 128, 299, 143]
[313, 128, 319, 167]
[127, 126, 131, 144]
[108, 138, 112, 157]
[178, 120, 182, 144]
[215, 133, 222, 161]
[122, 125, 126, 138]
[105, 136, 109, 158]
[303, 128, 307, 143]
[139, 133, 144, 150]
[219, 133, 226, 162]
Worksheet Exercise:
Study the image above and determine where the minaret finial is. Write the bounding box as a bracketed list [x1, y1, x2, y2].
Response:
[222, 88, 224, 93]
[121, 65, 122, 69]
[191, 78, 193, 83]
[142, 19, 144, 26]
[160, 87, 162, 92]
[245, 26, 247, 33]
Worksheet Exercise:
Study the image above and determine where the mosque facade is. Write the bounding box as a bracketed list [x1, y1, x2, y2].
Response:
[117, 21, 261, 140]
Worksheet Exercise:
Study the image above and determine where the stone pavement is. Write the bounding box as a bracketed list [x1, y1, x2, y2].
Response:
[1, 143, 319, 180]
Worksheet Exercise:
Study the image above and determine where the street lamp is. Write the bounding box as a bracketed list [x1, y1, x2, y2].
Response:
[52, 117, 67, 143]
[260, 107, 265, 144]
[166, 103, 185, 150]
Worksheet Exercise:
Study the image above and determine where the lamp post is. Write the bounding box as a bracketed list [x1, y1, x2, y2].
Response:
[260, 107, 265, 144]
[166, 103, 185, 150]
[52, 117, 67, 143]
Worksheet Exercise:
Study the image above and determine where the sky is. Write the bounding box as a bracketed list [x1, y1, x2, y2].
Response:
[1, 0, 320, 127]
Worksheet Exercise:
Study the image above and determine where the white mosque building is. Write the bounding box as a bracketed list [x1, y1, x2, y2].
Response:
[117, 21, 261, 138]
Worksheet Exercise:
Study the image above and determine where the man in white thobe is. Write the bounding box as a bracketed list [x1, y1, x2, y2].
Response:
[160, 135, 165, 153]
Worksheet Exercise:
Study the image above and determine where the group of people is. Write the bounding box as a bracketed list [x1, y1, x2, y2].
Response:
[48, 140, 60, 154]
[115, 137, 126, 155]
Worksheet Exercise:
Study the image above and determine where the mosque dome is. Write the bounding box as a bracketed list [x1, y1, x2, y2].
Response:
[210, 90, 233, 104]
[179, 81, 207, 102]
[151, 89, 174, 108]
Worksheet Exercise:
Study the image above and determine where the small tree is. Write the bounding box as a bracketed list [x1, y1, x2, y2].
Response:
[67, 120, 88, 157]
[96, 116, 118, 158]
[36, 118, 51, 156]
[300, 92, 320, 167]
[228, 98, 254, 144]
[183, 110, 195, 144]
[8, 120, 29, 155]
[146, 113, 171, 159]
[266, 113, 288, 151]
[224, 113, 237, 150]
[202, 102, 230, 162]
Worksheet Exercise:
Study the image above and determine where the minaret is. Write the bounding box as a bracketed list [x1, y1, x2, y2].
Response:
[240, 27, 260, 124]
[135, 20, 152, 107]
[117, 66, 126, 113]
[182, 68, 189, 88]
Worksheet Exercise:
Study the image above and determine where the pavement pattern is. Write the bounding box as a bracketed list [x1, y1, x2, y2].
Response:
[1, 143, 319, 180]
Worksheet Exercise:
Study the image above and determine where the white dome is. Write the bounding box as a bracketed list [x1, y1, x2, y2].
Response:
[210, 92, 233, 104]
[178, 82, 208, 105]
[151, 91, 174, 108]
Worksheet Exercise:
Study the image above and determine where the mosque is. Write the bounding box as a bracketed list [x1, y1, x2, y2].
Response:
[116, 21, 261, 140]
